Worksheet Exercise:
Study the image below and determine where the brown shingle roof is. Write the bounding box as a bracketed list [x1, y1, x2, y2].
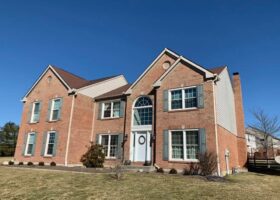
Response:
[209, 66, 226, 75]
[51, 66, 118, 89]
[95, 84, 131, 100]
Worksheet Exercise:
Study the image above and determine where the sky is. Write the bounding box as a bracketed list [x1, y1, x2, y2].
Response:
[0, 0, 279, 132]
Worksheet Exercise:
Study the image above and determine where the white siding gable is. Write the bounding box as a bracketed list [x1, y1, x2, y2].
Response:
[215, 68, 237, 134]
[77, 75, 128, 98]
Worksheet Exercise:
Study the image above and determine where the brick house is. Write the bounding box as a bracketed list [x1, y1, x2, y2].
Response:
[14, 48, 247, 175]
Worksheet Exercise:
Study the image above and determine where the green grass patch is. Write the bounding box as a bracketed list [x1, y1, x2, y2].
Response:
[0, 167, 279, 200]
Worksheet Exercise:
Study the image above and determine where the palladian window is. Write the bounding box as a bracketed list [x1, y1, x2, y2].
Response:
[133, 97, 152, 126]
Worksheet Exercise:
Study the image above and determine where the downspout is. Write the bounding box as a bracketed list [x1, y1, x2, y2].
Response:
[212, 76, 221, 176]
[65, 92, 76, 166]
[90, 100, 96, 142]
[122, 96, 128, 163]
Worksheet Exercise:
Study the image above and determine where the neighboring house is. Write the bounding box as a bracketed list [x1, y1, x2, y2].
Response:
[246, 127, 280, 157]
[14, 48, 247, 175]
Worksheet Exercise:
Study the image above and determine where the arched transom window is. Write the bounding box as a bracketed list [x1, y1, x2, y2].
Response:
[133, 97, 153, 126]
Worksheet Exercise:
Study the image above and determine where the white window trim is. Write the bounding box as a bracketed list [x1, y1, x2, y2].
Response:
[50, 98, 61, 121]
[101, 100, 121, 119]
[30, 102, 40, 123]
[25, 132, 35, 156]
[168, 129, 199, 162]
[99, 134, 118, 159]
[168, 86, 198, 111]
[44, 131, 56, 157]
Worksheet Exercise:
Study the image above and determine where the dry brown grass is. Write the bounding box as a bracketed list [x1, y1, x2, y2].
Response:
[0, 157, 13, 163]
[0, 167, 279, 200]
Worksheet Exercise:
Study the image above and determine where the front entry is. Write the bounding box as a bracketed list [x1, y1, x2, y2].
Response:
[132, 131, 151, 162]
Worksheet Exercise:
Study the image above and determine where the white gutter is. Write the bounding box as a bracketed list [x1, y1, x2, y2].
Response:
[212, 76, 221, 176]
[65, 94, 76, 166]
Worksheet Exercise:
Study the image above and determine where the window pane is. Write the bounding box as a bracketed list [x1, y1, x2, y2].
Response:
[171, 90, 182, 109]
[135, 97, 152, 107]
[52, 110, 59, 120]
[171, 131, 184, 159]
[28, 134, 35, 144]
[34, 103, 40, 113]
[185, 88, 197, 108]
[47, 144, 54, 155]
[27, 144, 33, 155]
[27, 134, 35, 155]
[101, 135, 109, 156]
[110, 135, 118, 157]
[103, 103, 111, 118]
[186, 131, 199, 159]
[113, 102, 120, 117]
[53, 99, 61, 110]
[46, 132, 56, 155]
[133, 107, 152, 125]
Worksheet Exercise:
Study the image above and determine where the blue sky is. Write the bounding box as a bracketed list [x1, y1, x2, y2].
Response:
[0, 0, 279, 130]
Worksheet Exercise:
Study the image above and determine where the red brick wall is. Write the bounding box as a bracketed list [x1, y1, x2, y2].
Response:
[233, 73, 247, 168]
[67, 93, 94, 165]
[14, 69, 72, 165]
[155, 61, 217, 170]
[217, 125, 239, 174]
[123, 53, 177, 161]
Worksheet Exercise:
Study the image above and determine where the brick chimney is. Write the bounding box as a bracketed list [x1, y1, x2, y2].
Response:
[232, 72, 247, 168]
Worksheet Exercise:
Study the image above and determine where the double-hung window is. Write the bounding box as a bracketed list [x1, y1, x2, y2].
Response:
[45, 132, 56, 156]
[100, 134, 119, 158]
[170, 86, 197, 110]
[25, 133, 36, 156]
[102, 101, 121, 119]
[31, 102, 40, 123]
[50, 98, 62, 121]
[170, 130, 199, 161]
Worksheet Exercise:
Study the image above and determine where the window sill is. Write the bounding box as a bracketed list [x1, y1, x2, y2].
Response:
[28, 121, 39, 124]
[24, 155, 32, 157]
[168, 107, 199, 113]
[105, 157, 117, 160]
[47, 119, 61, 123]
[43, 155, 53, 158]
[100, 117, 121, 121]
[168, 159, 199, 163]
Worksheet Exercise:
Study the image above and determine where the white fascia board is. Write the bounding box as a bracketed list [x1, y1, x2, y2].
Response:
[76, 75, 128, 92]
[22, 65, 71, 100]
[125, 48, 180, 94]
[153, 56, 216, 87]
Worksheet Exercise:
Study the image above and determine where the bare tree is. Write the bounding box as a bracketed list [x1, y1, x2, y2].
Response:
[249, 109, 280, 158]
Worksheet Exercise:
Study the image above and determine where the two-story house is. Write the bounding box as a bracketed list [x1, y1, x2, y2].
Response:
[14, 48, 247, 175]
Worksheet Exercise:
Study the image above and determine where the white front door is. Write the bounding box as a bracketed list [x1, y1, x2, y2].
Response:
[133, 131, 151, 162]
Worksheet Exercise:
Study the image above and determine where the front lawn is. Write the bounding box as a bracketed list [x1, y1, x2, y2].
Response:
[0, 156, 12, 163]
[0, 167, 279, 200]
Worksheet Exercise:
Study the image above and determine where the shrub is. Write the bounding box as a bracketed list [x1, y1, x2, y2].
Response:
[18, 162, 24, 165]
[169, 168, 177, 174]
[80, 143, 105, 168]
[183, 152, 217, 176]
[157, 168, 164, 173]
[38, 162, 44, 166]
[50, 162, 56, 167]
[27, 162, 33, 166]
[183, 163, 200, 175]
[8, 161, 14, 165]
[199, 152, 217, 176]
